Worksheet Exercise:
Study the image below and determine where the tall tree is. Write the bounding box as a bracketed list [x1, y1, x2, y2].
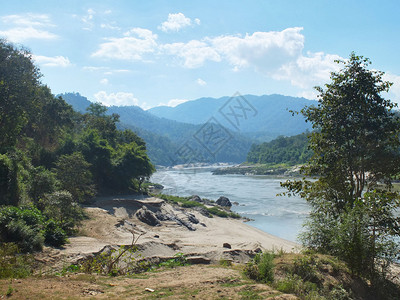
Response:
[0, 40, 41, 152]
[282, 53, 400, 279]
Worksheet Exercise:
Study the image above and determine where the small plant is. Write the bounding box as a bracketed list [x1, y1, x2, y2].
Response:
[244, 251, 275, 283]
[158, 253, 188, 268]
[219, 259, 232, 267]
[79, 231, 143, 276]
[293, 255, 321, 286]
[6, 285, 14, 297]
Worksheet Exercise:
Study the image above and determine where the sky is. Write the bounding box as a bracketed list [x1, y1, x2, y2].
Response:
[1, 0, 400, 109]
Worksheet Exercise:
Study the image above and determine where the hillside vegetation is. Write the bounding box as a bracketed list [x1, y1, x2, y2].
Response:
[0, 40, 154, 252]
[247, 132, 312, 165]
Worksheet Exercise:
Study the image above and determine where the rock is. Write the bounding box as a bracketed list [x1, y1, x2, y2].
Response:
[154, 235, 159, 238]
[232, 201, 239, 206]
[155, 211, 169, 221]
[223, 243, 232, 249]
[194, 207, 212, 218]
[186, 213, 199, 224]
[155, 211, 196, 231]
[216, 196, 232, 207]
[189, 195, 202, 202]
[135, 207, 160, 226]
[186, 256, 211, 265]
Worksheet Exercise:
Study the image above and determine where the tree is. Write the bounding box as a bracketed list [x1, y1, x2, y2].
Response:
[53, 152, 95, 203]
[282, 53, 400, 279]
[0, 40, 41, 153]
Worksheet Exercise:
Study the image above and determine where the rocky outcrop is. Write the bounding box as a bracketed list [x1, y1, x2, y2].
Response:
[155, 211, 197, 231]
[135, 207, 160, 226]
[216, 196, 232, 207]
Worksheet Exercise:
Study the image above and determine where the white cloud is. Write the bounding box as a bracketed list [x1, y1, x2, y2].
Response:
[33, 55, 71, 67]
[82, 8, 95, 31]
[100, 23, 120, 31]
[94, 91, 140, 106]
[275, 52, 342, 89]
[211, 28, 305, 72]
[159, 13, 199, 32]
[92, 28, 157, 60]
[196, 78, 207, 86]
[0, 13, 57, 42]
[100, 78, 109, 85]
[162, 40, 220, 68]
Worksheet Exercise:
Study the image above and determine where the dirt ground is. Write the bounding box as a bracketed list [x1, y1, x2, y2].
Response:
[0, 265, 298, 299]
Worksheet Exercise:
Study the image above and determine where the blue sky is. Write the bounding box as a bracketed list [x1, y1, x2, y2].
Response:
[1, 0, 399, 109]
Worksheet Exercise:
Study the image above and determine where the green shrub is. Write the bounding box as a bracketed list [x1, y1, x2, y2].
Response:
[244, 251, 275, 283]
[40, 190, 85, 234]
[0, 206, 44, 252]
[44, 219, 67, 247]
[0, 243, 33, 278]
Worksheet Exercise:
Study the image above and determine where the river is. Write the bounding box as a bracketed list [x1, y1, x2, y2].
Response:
[151, 167, 310, 243]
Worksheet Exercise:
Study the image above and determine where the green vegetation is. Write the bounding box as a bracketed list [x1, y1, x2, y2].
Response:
[247, 132, 312, 165]
[0, 39, 155, 255]
[155, 194, 241, 218]
[244, 251, 400, 299]
[0, 243, 33, 279]
[282, 53, 400, 284]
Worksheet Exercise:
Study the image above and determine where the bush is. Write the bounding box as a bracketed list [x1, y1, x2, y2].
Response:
[0, 243, 33, 278]
[44, 219, 67, 247]
[244, 251, 275, 283]
[0, 206, 44, 252]
[0, 205, 68, 251]
[40, 190, 85, 234]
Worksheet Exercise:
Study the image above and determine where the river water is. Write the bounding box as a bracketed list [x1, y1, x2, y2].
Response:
[151, 167, 310, 243]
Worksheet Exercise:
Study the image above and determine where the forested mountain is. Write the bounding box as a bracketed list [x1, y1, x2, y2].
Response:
[61, 93, 253, 165]
[247, 132, 312, 165]
[148, 94, 314, 139]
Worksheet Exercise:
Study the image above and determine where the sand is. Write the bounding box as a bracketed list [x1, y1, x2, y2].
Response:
[61, 195, 300, 264]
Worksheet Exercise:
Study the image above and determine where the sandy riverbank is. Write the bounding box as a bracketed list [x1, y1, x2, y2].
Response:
[56, 194, 299, 266]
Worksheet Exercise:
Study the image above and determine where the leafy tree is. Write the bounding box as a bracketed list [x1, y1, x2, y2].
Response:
[53, 152, 95, 203]
[282, 53, 400, 279]
[0, 40, 41, 153]
[112, 142, 155, 192]
[40, 190, 84, 235]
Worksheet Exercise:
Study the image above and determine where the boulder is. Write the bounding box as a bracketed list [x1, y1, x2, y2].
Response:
[135, 207, 160, 226]
[223, 243, 232, 249]
[189, 195, 202, 202]
[186, 213, 199, 224]
[216, 196, 232, 207]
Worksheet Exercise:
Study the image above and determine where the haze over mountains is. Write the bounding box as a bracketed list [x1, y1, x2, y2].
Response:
[60, 93, 313, 166]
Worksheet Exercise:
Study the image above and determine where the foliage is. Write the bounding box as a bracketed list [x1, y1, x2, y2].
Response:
[0, 243, 33, 279]
[40, 190, 84, 235]
[281, 53, 400, 280]
[156, 193, 241, 218]
[0, 205, 44, 252]
[53, 152, 95, 203]
[43, 219, 68, 247]
[247, 132, 312, 165]
[0, 153, 20, 206]
[244, 251, 275, 283]
[0, 39, 155, 253]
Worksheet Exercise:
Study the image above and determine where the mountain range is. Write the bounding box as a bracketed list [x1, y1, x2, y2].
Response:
[59, 93, 314, 166]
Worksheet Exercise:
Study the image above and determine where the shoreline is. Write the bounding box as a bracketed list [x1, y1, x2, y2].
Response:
[58, 194, 300, 268]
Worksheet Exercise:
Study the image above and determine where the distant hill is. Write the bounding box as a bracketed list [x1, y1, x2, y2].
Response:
[59, 92, 253, 165]
[148, 94, 314, 140]
[247, 132, 313, 165]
